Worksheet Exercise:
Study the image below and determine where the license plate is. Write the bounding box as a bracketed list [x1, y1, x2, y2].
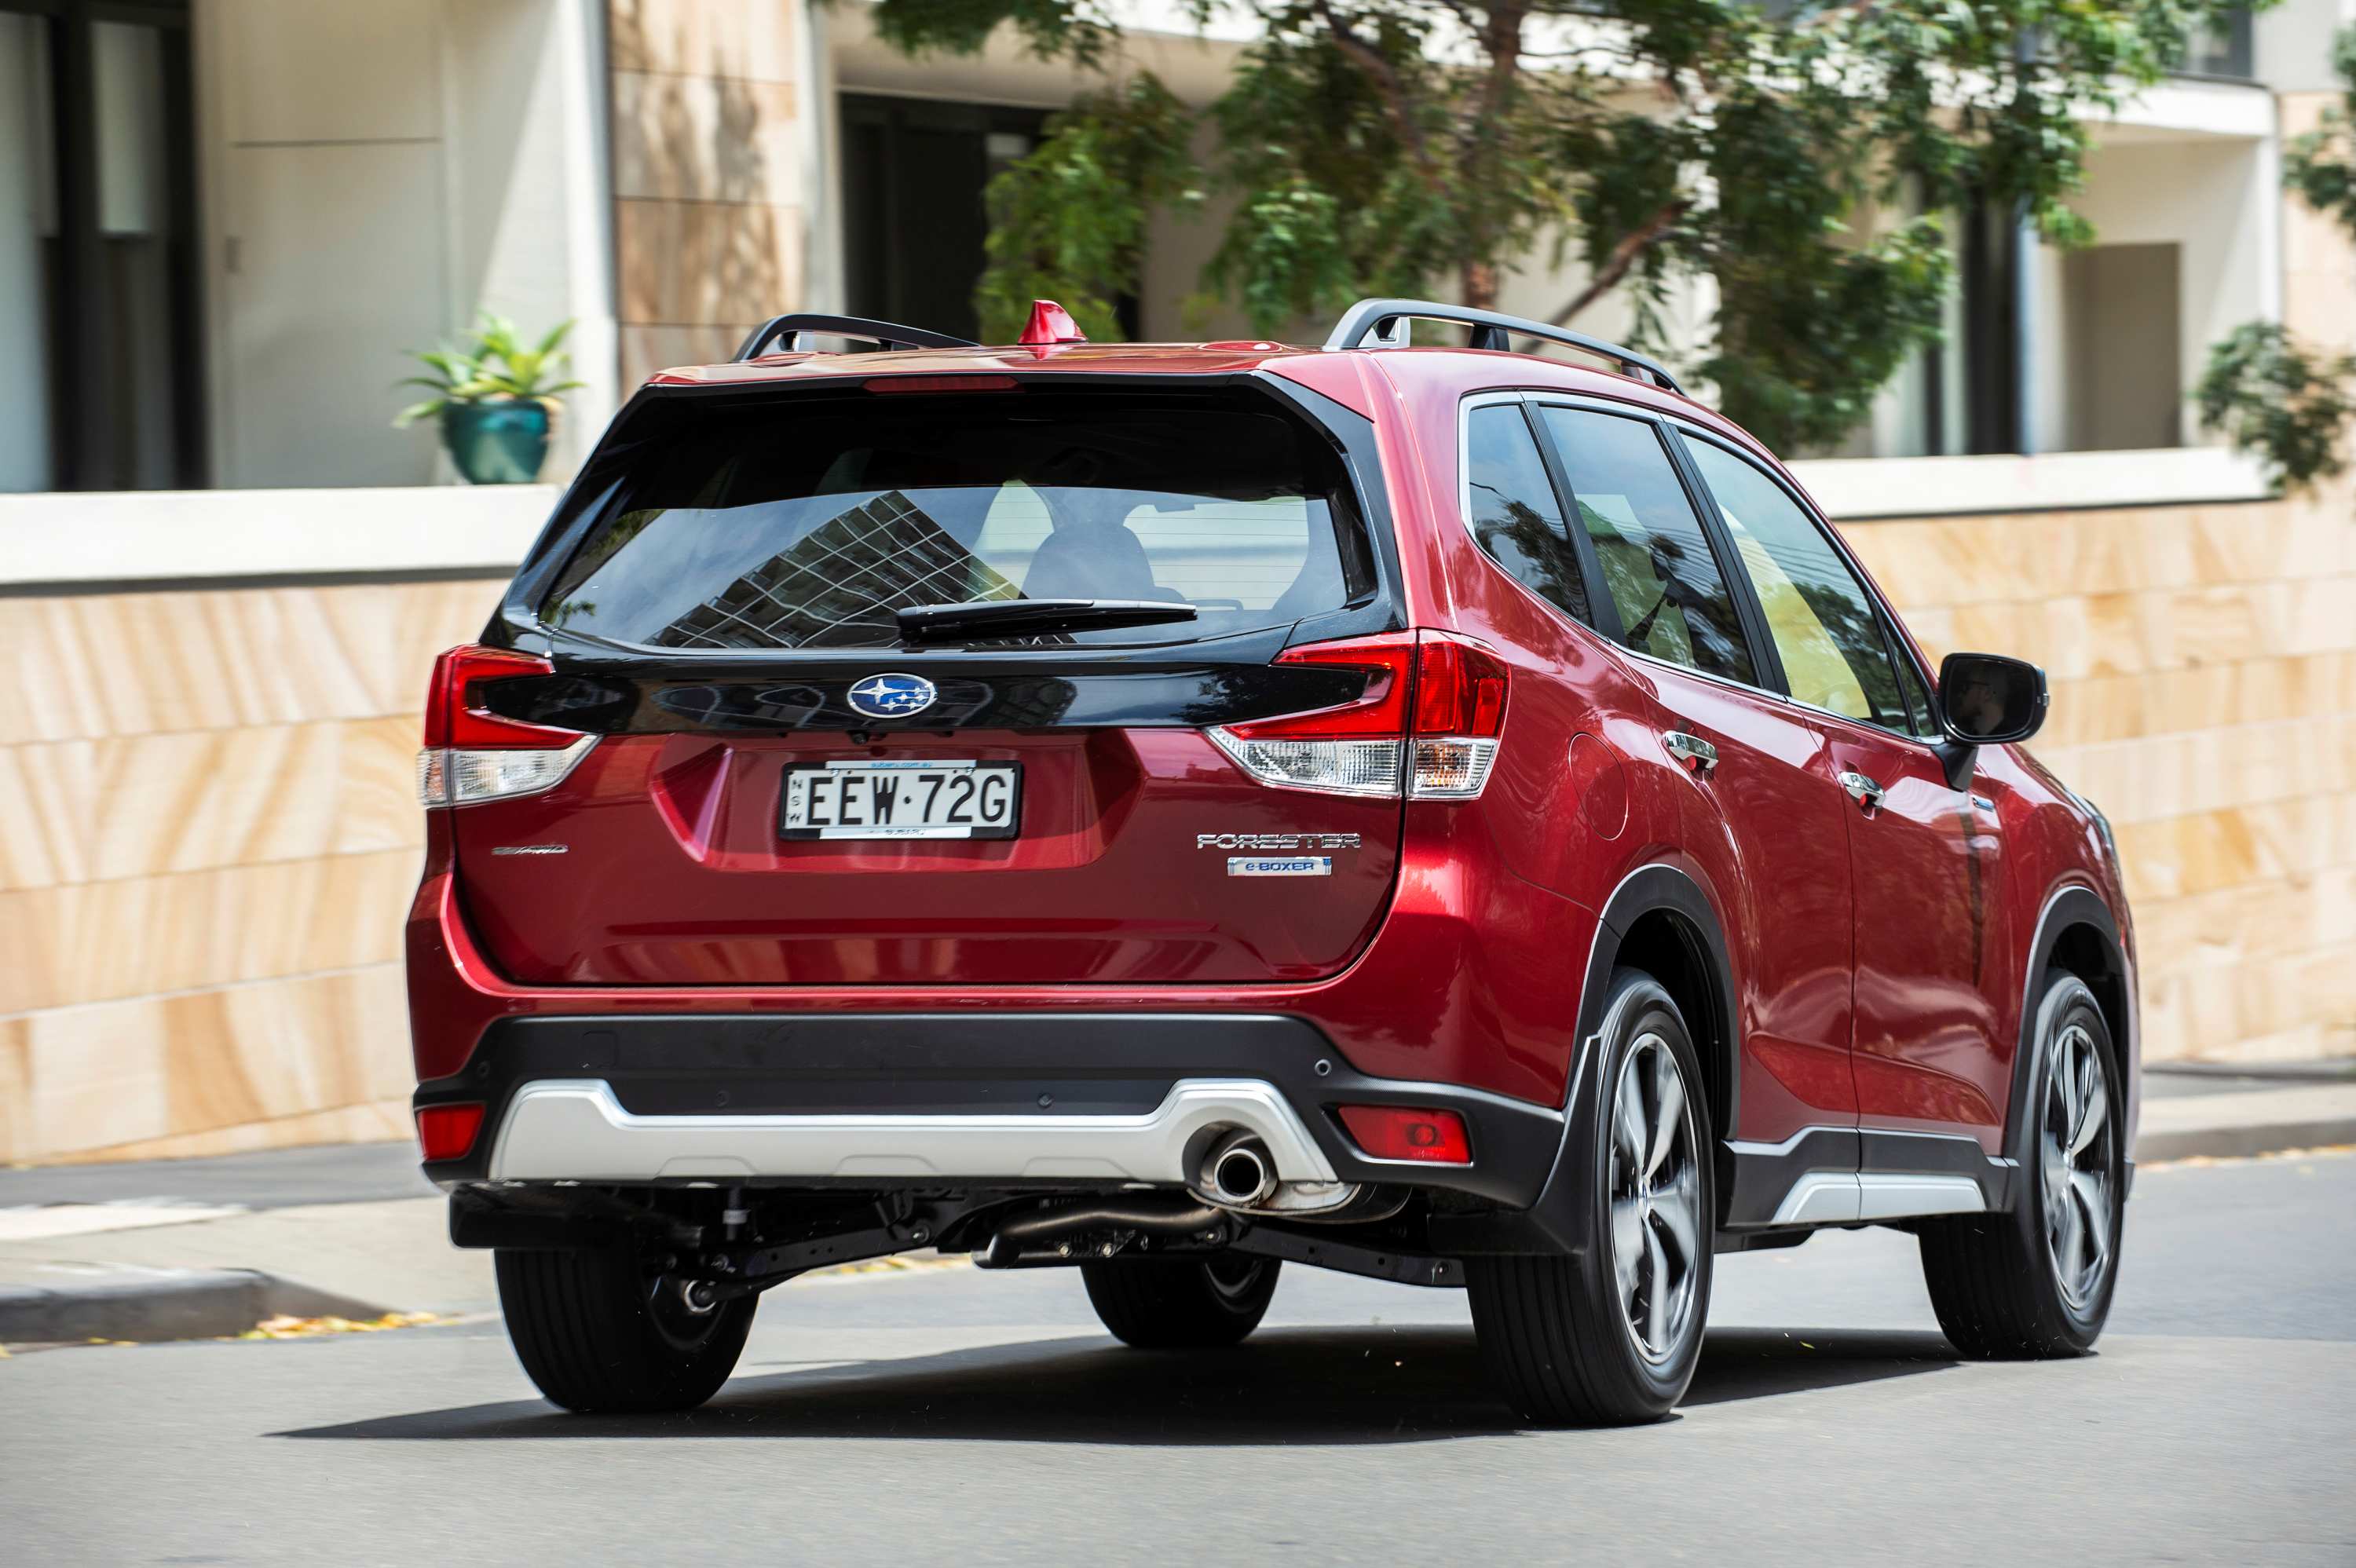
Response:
[781, 760, 1022, 840]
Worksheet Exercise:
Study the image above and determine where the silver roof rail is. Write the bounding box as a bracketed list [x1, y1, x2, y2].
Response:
[1322, 298, 1682, 395]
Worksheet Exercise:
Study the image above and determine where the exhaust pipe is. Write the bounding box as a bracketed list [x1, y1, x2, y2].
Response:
[1198, 1128, 1279, 1208]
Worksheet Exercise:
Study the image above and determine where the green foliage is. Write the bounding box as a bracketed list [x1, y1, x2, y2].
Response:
[2286, 25, 2356, 243]
[395, 313, 585, 428]
[974, 76, 1202, 342]
[2196, 323, 2356, 490]
[872, 0, 2252, 451]
[2200, 26, 2356, 494]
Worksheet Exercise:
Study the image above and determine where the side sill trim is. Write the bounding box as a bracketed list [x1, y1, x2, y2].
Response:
[1769, 1171, 1988, 1226]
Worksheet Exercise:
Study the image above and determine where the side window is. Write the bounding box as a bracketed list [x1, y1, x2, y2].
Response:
[1464, 404, 1593, 625]
[1682, 438, 1909, 730]
[1536, 407, 1756, 685]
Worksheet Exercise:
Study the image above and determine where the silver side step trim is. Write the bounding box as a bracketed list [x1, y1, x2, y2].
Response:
[1770, 1172, 1988, 1226]
[486, 1078, 1341, 1185]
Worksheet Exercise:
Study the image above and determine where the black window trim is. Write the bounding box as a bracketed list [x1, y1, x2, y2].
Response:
[1666, 421, 1944, 748]
[1454, 389, 1623, 642]
[1509, 390, 1775, 696]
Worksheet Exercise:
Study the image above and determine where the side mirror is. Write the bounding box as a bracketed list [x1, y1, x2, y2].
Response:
[1938, 652, 2047, 746]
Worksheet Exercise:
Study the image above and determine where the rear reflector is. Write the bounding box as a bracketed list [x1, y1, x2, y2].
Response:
[415, 1102, 485, 1161]
[1335, 1104, 1472, 1164]
[1209, 631, 1507, 799]
[416, 644, 596, 807]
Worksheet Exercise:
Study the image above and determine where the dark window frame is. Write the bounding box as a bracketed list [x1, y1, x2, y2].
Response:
[1456, 393, 1610, 635]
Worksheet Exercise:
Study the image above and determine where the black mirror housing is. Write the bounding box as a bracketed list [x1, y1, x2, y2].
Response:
[1938, 652, 2048, 747]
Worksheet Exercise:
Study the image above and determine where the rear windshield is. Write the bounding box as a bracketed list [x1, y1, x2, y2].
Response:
[542, 392, 1376, 649]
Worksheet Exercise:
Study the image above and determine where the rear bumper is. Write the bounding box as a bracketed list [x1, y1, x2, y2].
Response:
[415, 1012, 1565, 1207]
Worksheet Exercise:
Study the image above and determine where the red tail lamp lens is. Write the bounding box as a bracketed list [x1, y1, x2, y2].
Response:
[1412, 637, 1509, 736]
[415, 1102, 486, 1161]
[1224, 632, 1416, 740]
[1336, 1104, 1472, 1164]
[423, 645, 569, 748]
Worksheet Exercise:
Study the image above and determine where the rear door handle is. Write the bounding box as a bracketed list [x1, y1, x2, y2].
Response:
[1838, 770, 1885, 810]
[1663, 732, 1718, 776]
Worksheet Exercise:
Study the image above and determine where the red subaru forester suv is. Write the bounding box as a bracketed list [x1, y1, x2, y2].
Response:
[408, 299, 2135, 1425]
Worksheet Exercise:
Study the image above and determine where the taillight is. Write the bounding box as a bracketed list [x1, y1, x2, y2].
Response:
[1208, 630, 1507, 799]
[1407, 634, 1509, 799]
[415, 644, 595, 807]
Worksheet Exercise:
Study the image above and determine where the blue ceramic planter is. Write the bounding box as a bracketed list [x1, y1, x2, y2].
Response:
[443, 400, 552, 484]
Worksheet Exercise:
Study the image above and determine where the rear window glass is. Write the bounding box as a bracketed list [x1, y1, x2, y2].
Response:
[542, 393, 1374, 649]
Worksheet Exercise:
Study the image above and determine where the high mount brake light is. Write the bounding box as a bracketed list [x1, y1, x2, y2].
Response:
[415, 645, 596, 807]
[1208, 631, 1508, 799]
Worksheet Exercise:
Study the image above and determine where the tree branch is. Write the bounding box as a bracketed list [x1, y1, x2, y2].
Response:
[1549, 198, 1688, 325]
[1310, 0, 1440, 185]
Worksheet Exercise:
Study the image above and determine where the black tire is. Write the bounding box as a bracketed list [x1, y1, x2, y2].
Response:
[1467, 969, 1715, 1426]
[1919, 973, 2124, 1358]
[496, 1246, 755, 1413]
[1081, 1254, 1280, 1347]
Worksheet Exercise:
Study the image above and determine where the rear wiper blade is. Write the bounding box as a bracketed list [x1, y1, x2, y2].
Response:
[894, 598, 1199, 641]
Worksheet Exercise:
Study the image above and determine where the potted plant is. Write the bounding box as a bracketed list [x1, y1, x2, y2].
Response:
[396, 313, 585, 484]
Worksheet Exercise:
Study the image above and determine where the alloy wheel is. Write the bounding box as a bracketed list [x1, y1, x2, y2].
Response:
[1606, 1032, 1704, 1364]
[2040, 1022, 2116, 1309]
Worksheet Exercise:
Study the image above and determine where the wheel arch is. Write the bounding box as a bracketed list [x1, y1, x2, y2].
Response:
[2003, 885, 2135, 1170]
[1576, 864, 1740, 1159]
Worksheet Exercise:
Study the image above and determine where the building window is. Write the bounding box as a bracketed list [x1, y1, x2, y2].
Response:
[841, 94, 1139, 342]
[0, 0, 203, 492]
[2183, 9, 2254, 80]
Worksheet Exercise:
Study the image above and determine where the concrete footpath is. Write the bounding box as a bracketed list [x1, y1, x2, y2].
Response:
[4, 1061, 2350, 1346]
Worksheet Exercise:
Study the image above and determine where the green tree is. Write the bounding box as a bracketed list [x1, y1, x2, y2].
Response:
[2198, 25, 2356, 490]
[867, 0, 2247, 450]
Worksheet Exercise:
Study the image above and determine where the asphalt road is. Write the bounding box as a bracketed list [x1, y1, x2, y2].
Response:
[5, 1152, 2351, 1567]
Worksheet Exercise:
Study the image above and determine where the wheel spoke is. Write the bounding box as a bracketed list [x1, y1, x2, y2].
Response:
[2069, 1168, 2111, 1278]
[1643, 1228, 1670, 1350]
[1610, 1195, 1645, 1308]
[1614, 1069, 1647, 1170]
[2054, 1034, 2081, 1144]
[2070, 1065, 2109, 1158]
[1652, 1174, 1700, 1269]
[1648, 1048, 1685, 1179]
[2054, 1178, 2086, 1285]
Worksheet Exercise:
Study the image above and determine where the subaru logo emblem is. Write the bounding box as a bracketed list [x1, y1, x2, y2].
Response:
[846, 672, 937, 719]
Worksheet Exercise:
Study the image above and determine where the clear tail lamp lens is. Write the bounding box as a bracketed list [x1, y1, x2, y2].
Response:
[415, 645, 597, 807]
[1209, 631, 1508, 800]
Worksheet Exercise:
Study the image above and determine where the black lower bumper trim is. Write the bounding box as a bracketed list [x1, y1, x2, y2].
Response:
[415, 1011, 1564, 1208]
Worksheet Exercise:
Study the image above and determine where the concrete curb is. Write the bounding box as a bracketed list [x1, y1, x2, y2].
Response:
[2135, 1083, 2356, 1166]
[0, 1269, 390, 1344]
[2136, 1117, 2356, 1164]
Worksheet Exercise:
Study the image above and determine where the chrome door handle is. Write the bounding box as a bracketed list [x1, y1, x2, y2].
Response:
[1663, 732, 1718, 776]
[1838, 770, 1885, 810]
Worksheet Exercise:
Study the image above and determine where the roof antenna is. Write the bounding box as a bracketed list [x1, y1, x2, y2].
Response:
[1017, 300, 1088, 346]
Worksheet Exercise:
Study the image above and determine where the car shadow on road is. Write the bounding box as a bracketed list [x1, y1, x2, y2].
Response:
[275, 1326, 1957, 1446]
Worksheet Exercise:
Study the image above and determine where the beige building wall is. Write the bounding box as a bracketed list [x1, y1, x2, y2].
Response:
[609, 0, 810, 386]
[0, 577, 500, 1165]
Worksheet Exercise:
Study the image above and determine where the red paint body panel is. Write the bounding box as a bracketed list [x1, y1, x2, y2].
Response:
[454, 729, 1404, 987]
[409, 337, 2138, 1169]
